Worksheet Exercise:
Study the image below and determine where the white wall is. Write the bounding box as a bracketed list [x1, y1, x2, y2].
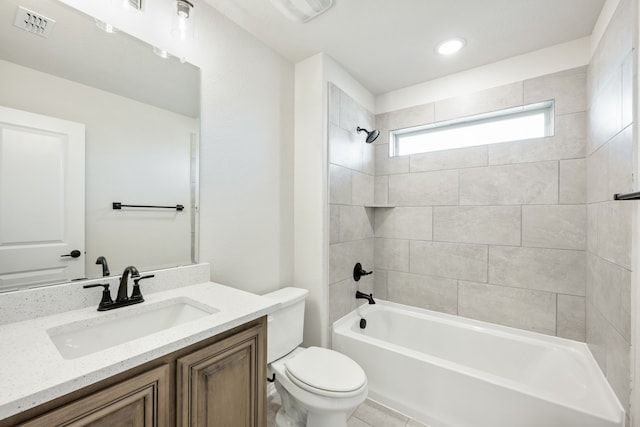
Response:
[57, 0, 295, 294]
[0, 59, 195, 277]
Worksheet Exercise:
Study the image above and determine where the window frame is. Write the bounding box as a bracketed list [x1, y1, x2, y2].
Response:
[390, 100, 555, 157]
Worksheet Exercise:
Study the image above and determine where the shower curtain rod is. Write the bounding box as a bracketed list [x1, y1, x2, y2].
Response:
[613, 191, 640, 200]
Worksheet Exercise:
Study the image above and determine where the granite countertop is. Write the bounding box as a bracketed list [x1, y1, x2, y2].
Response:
[0, 281, 279, 420]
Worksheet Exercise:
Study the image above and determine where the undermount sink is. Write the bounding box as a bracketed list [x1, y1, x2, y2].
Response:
[47, 297, 219, 359]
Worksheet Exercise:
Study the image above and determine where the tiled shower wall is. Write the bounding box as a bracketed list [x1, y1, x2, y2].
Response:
[373, 68, 588, 340]
[328, 84, 376, 336]
[327, 0, 635, 415]
[586, 0, 634, 414]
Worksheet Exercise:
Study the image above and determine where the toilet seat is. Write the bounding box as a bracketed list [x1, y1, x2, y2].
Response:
[284, 346, 367, 398]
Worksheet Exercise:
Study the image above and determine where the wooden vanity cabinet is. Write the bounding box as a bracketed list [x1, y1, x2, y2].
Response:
[5, 317, 267, 427]
[177, 322, 265, 427]
[17, 365, 170, 427]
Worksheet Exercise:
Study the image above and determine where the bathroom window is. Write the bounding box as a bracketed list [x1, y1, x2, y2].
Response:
[390, 101, 554, 157]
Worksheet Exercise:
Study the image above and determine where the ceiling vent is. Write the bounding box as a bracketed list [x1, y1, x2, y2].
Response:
[13, 6, 56, 38]
[270, 0, 333, 23]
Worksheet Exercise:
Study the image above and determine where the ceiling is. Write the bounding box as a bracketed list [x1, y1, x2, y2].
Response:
[203, 0, 606, 95]
[0, 0, 199, 117]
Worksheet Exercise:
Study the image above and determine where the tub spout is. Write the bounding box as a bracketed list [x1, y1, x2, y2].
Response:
[355, 290, 375, 304]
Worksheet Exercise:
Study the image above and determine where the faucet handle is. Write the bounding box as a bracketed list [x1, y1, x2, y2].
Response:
[131, 274, 154, 300]
[83, 283, 114, 310]
[133, 274, 155, 285]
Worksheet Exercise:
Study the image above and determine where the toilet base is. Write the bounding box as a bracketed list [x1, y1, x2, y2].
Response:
[274, 381, 350, 427]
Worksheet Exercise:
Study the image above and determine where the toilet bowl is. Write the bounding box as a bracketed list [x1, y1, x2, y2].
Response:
[263, 288, 368, 427]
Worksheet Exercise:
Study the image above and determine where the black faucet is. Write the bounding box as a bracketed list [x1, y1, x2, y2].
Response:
[117, 265, 140, 302]
[95, 256, 110, 277]
[84, 267, 155, 311]
[355, 290, 375, 304]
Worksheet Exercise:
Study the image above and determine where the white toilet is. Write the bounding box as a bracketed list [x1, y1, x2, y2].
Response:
[263, 287, 368, 427]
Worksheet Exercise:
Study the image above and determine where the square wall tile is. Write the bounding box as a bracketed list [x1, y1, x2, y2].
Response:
[588, 72, 622, 154]
[608, 126, 633, 197]
[352, 171, 374, 206]
[522, 205, 586, 250]
[374, 176, 389, 205]
[387, 271, 457, 314]
[374, 207, 433, 240]
[458, 281, 556, 335]
[340, 90, 374, 136]
[587, 253, 630, 341]
[460, 162, 558, 205]
[376, 103, 435, 131]
[557, 295, 586, 341]
[433, 205, 521, 246]
[586, 301, 608, 371]
[434, 82, 523, 122]
[373, 268, 388, 299]
[586, 144, 609, 204]
[329, 278, 356, 324]
[597, 201, 632, 269]
[587, 203, 598, 254]
[329, 164, 352, 205]
[606, 325, 631, 411]
[374, 238, 410, 271]
[524, 67, 587, 115]
[330, 240, 362, 284]
[388, 170, 459, 206]
[375, 143, 410, 175]
[410, 146, 487, 172]
[329, 204, 340, 244]
[622, 54, 633, 128]
[560, 159, 586, 204]
[489, 246, 585, 296]
[329, 123, 362, 171]
[410, 240, 487, 282]
[339, 206, 373, 242]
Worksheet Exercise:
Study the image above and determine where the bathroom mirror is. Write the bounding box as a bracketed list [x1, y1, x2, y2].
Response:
[0, 0, 200, 290]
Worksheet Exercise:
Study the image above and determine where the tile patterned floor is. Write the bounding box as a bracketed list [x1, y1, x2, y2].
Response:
[267, 383, 430, 427]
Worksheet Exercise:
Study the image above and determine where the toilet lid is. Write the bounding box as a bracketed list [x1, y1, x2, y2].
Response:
[284, 347, 367, 395]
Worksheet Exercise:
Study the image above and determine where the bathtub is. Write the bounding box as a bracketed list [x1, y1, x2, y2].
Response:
[332, 300, 624, 427]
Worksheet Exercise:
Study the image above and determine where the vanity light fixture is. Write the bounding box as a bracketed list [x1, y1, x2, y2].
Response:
[436, 38, 466, 56]
[172, 0, 195, 41]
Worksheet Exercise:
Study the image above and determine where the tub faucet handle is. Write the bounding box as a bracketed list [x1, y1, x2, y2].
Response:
[353, 262, 372, 281]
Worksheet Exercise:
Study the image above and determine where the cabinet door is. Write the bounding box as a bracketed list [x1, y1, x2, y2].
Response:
[177, 322, 266, 427]
[18, 365, 170, 427]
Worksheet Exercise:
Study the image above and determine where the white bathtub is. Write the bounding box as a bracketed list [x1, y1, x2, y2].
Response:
[332, 300, 624, 427]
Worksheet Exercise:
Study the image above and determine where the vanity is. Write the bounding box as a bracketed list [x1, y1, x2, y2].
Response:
[0, 265, 278, 427]
[0, 2, 277, 425]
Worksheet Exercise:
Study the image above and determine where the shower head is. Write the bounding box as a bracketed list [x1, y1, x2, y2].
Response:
[357, 127, 380, 143]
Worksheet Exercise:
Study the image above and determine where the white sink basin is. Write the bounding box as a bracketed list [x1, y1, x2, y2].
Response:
[47, 297, 218, 359]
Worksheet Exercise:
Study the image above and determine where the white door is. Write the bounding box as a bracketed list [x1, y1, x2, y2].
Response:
[0, 106, 85, 291]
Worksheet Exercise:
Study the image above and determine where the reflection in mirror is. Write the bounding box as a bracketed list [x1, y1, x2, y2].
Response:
[0, 0, 200, 291]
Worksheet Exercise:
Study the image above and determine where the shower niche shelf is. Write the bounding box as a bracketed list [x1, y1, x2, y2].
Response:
[364, 204, 396, 208]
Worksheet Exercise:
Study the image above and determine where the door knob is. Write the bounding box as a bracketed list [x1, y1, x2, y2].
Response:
[60, 250, 82, 258]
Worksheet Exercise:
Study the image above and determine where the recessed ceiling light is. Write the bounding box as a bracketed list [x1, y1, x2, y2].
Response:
[437, 38, 466, 55]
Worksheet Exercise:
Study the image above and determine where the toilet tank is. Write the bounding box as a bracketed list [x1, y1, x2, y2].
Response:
[262, 287, 308, 363]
